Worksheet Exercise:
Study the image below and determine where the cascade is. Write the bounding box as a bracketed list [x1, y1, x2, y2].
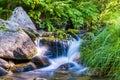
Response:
[31, 37, 88, 75]
[9, 37, 88, 79]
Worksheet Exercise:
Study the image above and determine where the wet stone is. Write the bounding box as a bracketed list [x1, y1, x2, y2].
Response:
[0, 67, 8, 76]
[12, 62, 36, 73]
[33, 77, 47, 80]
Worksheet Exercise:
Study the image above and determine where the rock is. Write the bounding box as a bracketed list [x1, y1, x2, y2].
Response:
[37, 31, 54, 37]
[9, 6, 39, 41]
[54, 70, 70, 80]
[70, 67, 88, 77]
[39, 38, 69, 58]
[0, 67, 8, 76]
[31, 56, 50, 68]
[0, 19, 19, 32]
[12, 62, 36, 73]
[57, 63, 75, 70]
[86, 70, 100, 77]
[34, 77, 47, 80]
[30, 43, 50, 67]
[0, 19, 37, 60]
[9, 7, 37, 31]
[24, 29, 40, 41]
[0, 77, 13, 80]
[0, 58, 13, 69]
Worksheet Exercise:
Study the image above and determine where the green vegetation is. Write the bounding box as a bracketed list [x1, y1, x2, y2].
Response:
[0, 0, 22, 19]
[81, 0, 120, 80]
[0, 0, 99, 31]
[23, 0, 99, 32]
[0, 0, 120, 79]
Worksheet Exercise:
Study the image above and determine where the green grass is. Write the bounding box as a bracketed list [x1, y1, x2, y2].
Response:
[81, 21, 120, 80]
[81, 1, 120, 79]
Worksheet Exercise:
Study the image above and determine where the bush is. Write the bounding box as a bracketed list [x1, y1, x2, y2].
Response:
[0, 0, 99, 35]
[0, 0, 23, 19]
[23, 0, 99, 31]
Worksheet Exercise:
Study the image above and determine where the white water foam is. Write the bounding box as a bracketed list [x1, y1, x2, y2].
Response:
[31, 38, 88, 76]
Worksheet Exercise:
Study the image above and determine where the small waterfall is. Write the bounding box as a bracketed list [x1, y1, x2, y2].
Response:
[34, 39, 48, 57]
[67, 38, 81, 61]
[30, 37, 88, 76]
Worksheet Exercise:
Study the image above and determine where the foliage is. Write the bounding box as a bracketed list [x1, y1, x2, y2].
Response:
[81, 0, 120, 79]
[23, 0, 99, 31]
[0, 0, 99, 39]
[0, 0, 23, 19]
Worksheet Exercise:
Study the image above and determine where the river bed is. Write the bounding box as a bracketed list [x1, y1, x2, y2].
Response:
[0, 70, 110, 80]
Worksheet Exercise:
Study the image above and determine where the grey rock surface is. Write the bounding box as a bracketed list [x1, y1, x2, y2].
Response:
[0, 58, 11, 69]
[0, 19, 19, 32]
[9, 7, 37, 30]
[0, 19, 37, 60]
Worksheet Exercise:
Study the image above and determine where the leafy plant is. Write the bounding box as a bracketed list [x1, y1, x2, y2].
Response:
[0, 0, 23, 19]
[23, 0, 99, 32]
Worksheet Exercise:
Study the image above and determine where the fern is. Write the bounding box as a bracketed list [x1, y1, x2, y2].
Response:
[23, 0, 99, 31]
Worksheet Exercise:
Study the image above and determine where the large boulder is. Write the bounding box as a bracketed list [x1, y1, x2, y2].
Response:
[0, 19, 37, 60]
[9, 7, 37, 31]
[9, 7, 40, 41]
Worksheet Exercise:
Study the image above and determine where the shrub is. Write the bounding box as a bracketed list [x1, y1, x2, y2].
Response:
[23, 0, 99, 31]
[0, 0, 23, 19]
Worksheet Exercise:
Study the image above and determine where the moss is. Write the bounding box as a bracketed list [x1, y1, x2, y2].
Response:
[0, 26, 8, 32]
[23, 29, 38, 41]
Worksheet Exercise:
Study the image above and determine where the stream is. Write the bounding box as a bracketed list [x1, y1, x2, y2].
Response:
[0, 38, 110, 80]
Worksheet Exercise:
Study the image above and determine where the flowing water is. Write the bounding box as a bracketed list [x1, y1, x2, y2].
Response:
[0, 38, 110, 80]
[18, 38, 88, 79]
[34, 38, 87, 71]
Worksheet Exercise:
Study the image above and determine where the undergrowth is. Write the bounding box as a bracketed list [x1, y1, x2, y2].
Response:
[81, 1, 120, 80]
[23, 0, 99, 32]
